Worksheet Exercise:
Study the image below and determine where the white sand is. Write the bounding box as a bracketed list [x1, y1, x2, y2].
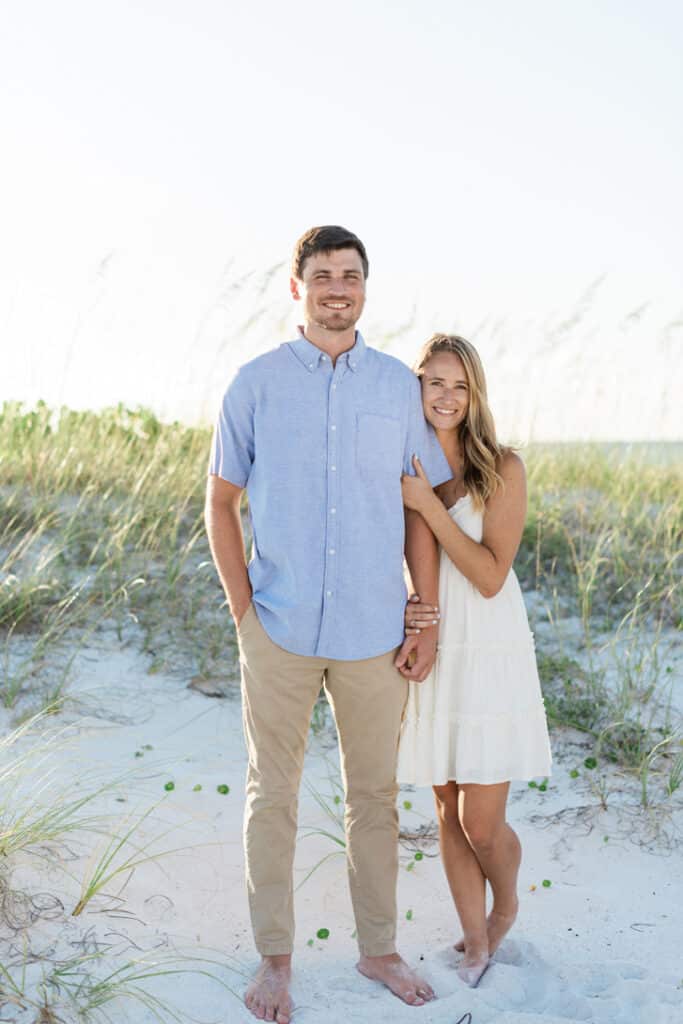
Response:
[2, 631, 682, 1023]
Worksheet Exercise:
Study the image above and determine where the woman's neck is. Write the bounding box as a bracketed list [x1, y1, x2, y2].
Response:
[436, 429, 464, 474]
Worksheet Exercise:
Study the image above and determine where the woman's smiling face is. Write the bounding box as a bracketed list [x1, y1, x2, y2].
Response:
[420, 351, 469, 433]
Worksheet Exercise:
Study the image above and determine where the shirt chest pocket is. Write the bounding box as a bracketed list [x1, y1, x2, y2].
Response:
[356, 412, 402, 482]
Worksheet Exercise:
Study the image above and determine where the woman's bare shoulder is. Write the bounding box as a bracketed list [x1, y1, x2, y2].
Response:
[497, 448, 526, 484]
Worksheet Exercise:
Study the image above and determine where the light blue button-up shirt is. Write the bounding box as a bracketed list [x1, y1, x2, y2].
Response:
[209, 330, 452, 660]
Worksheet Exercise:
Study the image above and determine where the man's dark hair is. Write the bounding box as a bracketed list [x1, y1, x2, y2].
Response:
[292, 225, 369, 281]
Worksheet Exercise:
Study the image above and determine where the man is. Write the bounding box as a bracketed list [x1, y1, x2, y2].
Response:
[205, 226, 450, 1023]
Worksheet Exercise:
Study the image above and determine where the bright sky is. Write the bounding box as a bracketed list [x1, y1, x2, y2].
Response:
[1, 0, 682, 439]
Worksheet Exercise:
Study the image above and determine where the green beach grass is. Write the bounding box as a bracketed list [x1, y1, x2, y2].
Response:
[1, 400, 680, 748]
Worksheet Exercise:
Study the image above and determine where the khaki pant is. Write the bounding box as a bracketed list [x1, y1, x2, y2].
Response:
[237, 604, 408, 957]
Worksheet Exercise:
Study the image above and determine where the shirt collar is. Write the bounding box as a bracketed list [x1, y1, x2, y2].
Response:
[288, 328, 367, 373]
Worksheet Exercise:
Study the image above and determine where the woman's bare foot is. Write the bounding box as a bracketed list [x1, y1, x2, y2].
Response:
[455, 901, 518, 957]
[357, 952, 435, 1005]
[245, 955, 293, 1023]
[456, 949, 490, 988]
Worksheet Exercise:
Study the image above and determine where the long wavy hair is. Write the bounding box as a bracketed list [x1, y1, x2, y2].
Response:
[413, 334, 508, 510]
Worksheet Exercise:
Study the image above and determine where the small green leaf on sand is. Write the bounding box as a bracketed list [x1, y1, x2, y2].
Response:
[538, 781, 548, 792]
[316, 928, 330, 940]
[334, 795, 341, 804]
[528, 781, 537, 788]
[570, 769, 579, 778]
[403, 800, 413, 810]
[406, 909, 413, 921]
[217, 784, 230, 794]
[542, 879, 552, 888]
[307, 938, 314, 947]
[584, 757, 598, 769]
[164, 781, 175, 791]
[414, 851, 423, 861]
[193, 784, 202, 792]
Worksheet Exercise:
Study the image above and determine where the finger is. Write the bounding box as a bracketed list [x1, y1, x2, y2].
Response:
[412, 454, 429, 481]
[394, 638, 414, 669]
[405, 628, 421, 636]
[409, 593, 421, 603]
[405, 653, 433, 680]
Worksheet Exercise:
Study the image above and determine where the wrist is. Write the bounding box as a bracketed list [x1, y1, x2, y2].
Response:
[419, 490, 439, 520]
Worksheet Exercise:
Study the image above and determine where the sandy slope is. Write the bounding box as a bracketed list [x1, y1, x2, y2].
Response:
[1, 632, 682, 1023]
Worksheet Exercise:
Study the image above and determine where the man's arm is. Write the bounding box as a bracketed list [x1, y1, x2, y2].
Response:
[395, 509, 440, 681]
[205, 474, 252, 627]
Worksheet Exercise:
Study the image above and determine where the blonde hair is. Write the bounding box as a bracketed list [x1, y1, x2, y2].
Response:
[413, 334, 508, 510]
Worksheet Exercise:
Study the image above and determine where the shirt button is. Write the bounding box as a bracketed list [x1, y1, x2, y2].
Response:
[326, 590, 332, 597]
[332, 384, 337, 390]
[331, 425, 336, 431]
[329, 549, 335, 555]
[331, 465, 336, 471]
[321, 354, 327, 361]
[330, 507, 336, 514]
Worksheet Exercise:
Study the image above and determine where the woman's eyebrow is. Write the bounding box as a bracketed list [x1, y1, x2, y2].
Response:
[426, 376, 468, 385]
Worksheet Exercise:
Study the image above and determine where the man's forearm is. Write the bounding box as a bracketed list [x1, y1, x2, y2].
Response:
[204, 495, 252, 623]
[405, 509, 440, 605]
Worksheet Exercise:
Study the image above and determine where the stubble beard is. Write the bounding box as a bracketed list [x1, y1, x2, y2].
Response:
[314, 315, 356, 332]
[311, 300, 362, 334]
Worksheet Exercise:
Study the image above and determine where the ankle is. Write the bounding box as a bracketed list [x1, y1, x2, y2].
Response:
[491, 899, 518, 918]
[261, 954, 292, 970]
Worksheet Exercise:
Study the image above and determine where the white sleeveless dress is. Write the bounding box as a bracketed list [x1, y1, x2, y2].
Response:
[397, 494, 552, 787]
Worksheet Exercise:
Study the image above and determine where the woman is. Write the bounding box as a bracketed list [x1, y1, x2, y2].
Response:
[397, 334, 552, 988]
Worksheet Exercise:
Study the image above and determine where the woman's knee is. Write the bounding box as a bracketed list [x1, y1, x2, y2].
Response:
[459, 811, 500, 854]
[433, 783, 460, 826]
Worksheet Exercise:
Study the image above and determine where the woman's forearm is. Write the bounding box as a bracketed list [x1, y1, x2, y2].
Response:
[420, 496, 506, 598]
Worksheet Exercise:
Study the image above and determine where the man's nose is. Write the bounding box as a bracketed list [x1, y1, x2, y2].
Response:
[326, 278, 348, 293]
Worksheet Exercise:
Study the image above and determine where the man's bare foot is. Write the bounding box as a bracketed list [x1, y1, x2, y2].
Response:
[357, 952, 435, 1005]
[455, 902, 518, 957]
[245, 955, 293, 1023]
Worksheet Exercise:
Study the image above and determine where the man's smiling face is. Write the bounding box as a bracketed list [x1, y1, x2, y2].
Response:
[290, 247, 366, 333]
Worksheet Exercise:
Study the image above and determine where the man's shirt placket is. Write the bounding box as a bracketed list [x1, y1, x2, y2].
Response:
[317, 356, 346, 655]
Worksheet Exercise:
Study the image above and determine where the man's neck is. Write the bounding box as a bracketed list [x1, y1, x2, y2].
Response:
[302, 323, 358, 366]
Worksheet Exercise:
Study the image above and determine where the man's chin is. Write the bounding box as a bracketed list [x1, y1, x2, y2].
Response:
[315, 316, 357, 333]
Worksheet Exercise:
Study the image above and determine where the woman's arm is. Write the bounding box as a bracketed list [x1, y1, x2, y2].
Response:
[401, 452, 527, 599]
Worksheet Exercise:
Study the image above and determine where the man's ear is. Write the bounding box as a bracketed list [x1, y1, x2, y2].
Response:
[290, 276, 302, 301]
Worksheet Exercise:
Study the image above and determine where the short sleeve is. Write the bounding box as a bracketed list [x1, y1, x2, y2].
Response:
[403, 375, 452, 485]
[208, 369, 255, 487]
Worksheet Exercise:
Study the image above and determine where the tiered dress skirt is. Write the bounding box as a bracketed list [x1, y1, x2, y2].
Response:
[397, 495, 552, 787]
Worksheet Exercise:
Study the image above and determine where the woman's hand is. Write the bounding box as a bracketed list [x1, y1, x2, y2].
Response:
[404, 593, 440, 636]
[401, 455, 437, 514]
